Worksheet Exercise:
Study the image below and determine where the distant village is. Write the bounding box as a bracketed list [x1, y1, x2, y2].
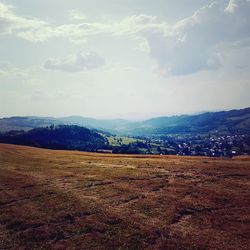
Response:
[108, 134, 250, 157]
[144, 134, 249, 157]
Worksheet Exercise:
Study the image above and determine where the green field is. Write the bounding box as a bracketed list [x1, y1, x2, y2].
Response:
[107, 136, 144, 146]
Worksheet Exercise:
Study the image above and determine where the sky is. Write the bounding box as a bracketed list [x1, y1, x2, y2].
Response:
[0, 0, 250, 119]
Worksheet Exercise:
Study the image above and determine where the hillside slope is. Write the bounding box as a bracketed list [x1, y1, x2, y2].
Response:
[0, 107, 249, 135]
[125, 107, 250, 135]
[0, 144, 249, 249]
[0, 125, 107, 151]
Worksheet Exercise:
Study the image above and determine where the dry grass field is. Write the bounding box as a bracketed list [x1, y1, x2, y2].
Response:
[0, 143, 250, 249]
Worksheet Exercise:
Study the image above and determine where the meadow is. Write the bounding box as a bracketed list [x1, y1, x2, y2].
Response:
[0, 143, 250, 249]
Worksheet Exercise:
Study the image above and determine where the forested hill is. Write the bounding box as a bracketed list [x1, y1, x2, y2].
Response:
[0, 107, 249, 136]
[0, 125, 107, 151]
[125, 107, 250, 135]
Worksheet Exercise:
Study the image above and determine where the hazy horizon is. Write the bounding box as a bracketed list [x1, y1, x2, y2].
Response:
[1, 0, 250, 118]
[1, 106, 249, 121]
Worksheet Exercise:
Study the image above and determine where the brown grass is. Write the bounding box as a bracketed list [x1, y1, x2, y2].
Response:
[0, 143, 250, 249]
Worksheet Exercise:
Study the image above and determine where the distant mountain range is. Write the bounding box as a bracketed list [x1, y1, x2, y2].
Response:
[0, 107, 250, 136]
[0, 116, 129, 133]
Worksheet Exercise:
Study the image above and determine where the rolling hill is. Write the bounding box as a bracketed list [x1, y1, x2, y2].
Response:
[0, 116, 129, 133]
[0, 107, 249, 136]
[0, 125, 107, 151]
[125, 107, 250, 135]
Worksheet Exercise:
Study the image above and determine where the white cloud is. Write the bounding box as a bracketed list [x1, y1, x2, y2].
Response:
[0, 2, 167, 42]
[0, 62, 28, 78]
[1, 0, 250, 75]
[141, 0, 250, 75]
[225, 0, 249, 12]
[0, 2, 52, 42]
[40, 0, 250, 76]
[44, 52, 105, 72]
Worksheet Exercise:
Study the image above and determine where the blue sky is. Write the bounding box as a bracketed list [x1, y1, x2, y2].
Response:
[0, 0, 249, 119]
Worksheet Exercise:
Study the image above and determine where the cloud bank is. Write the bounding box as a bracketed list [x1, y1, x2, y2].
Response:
[44, 52, 105, 72]
[145, 0, 250, 75]
[1, 0, 250, 75]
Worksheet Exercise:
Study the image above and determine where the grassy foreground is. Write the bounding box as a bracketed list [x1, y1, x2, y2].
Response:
[0, 143, 250, 249]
